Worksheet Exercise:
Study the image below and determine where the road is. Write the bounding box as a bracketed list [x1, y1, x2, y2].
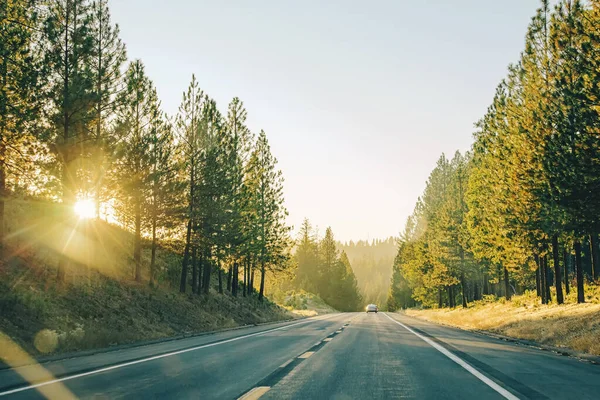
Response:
[1, 312, 599, 399]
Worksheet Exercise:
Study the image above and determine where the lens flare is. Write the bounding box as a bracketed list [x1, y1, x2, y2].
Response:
[74, 199, 95, 219]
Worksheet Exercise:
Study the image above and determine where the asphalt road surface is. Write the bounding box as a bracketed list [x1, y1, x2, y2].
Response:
[1, 312, 599, 399]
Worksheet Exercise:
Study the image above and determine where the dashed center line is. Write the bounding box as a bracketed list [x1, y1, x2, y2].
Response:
[237, 386, 270, 400]
[323, 338, 333, 342]
[298, 351, 315, 359]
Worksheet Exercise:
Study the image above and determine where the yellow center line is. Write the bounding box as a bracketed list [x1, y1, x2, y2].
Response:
[238, 386, 271, 400]
[298, 351, 315, 359]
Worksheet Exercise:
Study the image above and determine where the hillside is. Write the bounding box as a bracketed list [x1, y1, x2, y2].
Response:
[0, 199, 293, 357]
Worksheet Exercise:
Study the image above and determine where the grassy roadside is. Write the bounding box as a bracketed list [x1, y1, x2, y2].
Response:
[0, 261, 294, 357]
[276, 290, 338, 317]
[0, 199, 296, 357]
[406, 287, 600, 356]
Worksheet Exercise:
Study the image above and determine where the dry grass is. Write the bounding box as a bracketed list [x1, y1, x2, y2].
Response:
[406, 287, 600, 356]
[0, 198, 295, 357]
[280, 290, 337, 317]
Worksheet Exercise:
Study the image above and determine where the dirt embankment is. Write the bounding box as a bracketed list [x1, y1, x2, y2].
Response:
[0, 261, 294, 357]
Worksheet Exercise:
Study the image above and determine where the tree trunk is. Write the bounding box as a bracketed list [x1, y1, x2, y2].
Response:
[242, 258, 247, 297]
[134, 198, 142, 282]
[218, 261, 223, 294]
[540, 255, 547, 304]
[575, 240, 585, 303]
[150, 219, 157, 287]
[191, 247, 198, 294]
[552, 234, 564, 304]
[482, 274, 490, 295]
[203, 249, 211, 295]
[503, 267, 511, 300]
[227, 266, 232, 292]
[0, 148, 6, 258]
[473, 281, 480, 301]
[438, 288, 443, 308]
[259, 261, 266, 301]
[563, 248, 570, 295]
[461, 274, 468, 308]
[535, 254, 541, 298]
[180, 159, 195, 293]
[197, 252, 203, 294]
[543, 255, 551, 304]
[232, 261, 238, 297]
[250, 265, 255, 294]
[0, 51, 7, 258]
[447, 286, 454, 308]
[180, 219, 192, 293]
[590, 234, 599, 282]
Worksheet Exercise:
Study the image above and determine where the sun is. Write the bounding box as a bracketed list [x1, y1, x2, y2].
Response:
[74, 199, 96, 219]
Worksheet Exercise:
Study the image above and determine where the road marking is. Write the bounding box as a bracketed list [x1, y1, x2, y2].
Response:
[238, 386, 270, 400]
[323, 338, 332, 342]
[335, 330, 342, 334]
[383, 313, 519, 400]
[279, 358, 294, 368]
[298, 351, 314, 359]
[0, 315, 341, 397]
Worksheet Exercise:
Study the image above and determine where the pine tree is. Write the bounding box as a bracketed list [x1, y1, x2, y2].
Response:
[0, 0, 42, 255]
[88, 0, 126, 218]
[146, 108, 181, 286]
[43, 0, 95, 281]
[338, 251, 362, 311]
[246, 131, 290, 300]
[545, 0, 599, 302]
[195, 98, 227, 295]
[113, 60, 156, 282]
[176, 74, 205, 293]
[294, 218, 319, 291]
[222, 97, 253, 297]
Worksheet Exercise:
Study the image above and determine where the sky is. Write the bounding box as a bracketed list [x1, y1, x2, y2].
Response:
[108, 0, 542, 243]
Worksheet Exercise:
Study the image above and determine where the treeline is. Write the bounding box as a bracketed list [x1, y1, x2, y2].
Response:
[388, 0, 600, 309]
[338, 238, 396, 307]
[293, 219, 362, 311]
[1, 0, 291, 299]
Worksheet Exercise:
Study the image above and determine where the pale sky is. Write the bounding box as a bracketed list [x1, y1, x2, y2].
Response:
[108, 0, 541, 242]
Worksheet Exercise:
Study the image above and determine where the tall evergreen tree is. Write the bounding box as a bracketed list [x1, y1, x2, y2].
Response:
[88, 0, 126, 217]
[176, 75, 205, 293]
[113, 60, 156, 282]
[0, 0, 42, 255]
[43, 0, 95, 281]
[246, 131, 290, 300]
[222, 97, 253, 297]
[146, 109, 181, 286]
[294, 218, 318, 291]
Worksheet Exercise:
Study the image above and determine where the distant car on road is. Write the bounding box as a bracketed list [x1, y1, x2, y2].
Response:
[365, 304, 378, 313]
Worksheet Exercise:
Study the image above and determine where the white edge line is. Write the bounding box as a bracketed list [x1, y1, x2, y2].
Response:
[0, 314, 341, 397]
[382, 313, 519, 400]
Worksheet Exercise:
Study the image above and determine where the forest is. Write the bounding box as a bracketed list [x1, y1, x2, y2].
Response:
[338, 237, 395, 307]
[1, 0, 293, 301]
[388, 0, 600, 310]
[290, 219, 363, 312]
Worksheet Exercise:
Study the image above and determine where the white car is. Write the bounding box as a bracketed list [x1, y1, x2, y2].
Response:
[365, 304, 378, 313]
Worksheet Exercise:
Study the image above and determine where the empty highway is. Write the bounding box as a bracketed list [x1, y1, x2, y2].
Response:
[1, 312, 598, 399]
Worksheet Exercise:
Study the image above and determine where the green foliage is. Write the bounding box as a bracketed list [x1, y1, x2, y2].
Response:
[338, 237, 396, 308]
[293, 223, 362, 311]
[390, 0, 600, 309]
